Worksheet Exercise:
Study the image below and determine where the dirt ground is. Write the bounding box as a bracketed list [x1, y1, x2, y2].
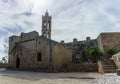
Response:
[0, 68, 101, 84]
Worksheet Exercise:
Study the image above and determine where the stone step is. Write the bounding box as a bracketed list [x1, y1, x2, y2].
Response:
[103, 61, 115, 63]
[103, 62, 115, 65]
[104, 70, 116, 73]
[104, 67, 116, 69]
[104, 65, 116, 67]
[101, 59, 117, 73]
[104, 69, 116, 73]
[104, 71, 116, 72]
[104, 68, 116, 71]
[104, 69, 116, 71]
[104, 71, 116, 73]
[103, 61, 113, 63]
[103, 63, 115, 65]
[103, 61, 114, 63]
[103, 64, 116, 67]
[103, 65, 116, 67]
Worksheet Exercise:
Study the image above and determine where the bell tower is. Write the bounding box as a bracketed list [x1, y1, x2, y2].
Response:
[42, 11, 52, 39]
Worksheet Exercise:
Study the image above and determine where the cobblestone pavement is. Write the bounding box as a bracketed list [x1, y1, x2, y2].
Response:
[89, 73, 120, 84]
[0, 68, 103, 84]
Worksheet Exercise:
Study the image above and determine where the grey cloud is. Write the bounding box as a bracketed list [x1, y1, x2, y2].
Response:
[0, 30, 9, 36]
[3, 25, 23, 35]
[11, 12, 34, 19]
[0, 0, 120, 58]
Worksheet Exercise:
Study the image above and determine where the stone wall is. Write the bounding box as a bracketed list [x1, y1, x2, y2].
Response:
[112, 52, 120, 69]
[9, 31, 39, 54]
[66, 38, 98, 63]
[8, 31, 50, 69]
[20, 40, 37, 68]
[8, 33, 72, 72]
[68, 63, 98, 72]
[97, 32, 120, 52]
[20, 31, 39, 41]
[0, 63, 8, 68]
[9, 36, 19, 53]
[9, 38, 50, 69]
[53, 44, 72, 72]
[36, 37, 50, 69]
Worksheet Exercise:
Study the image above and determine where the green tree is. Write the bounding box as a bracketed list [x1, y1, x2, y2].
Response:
[106, 48, 117, 57]
[0, 57, 7, 64]
[87, 46, 103, 63]
[2, 57, 7, 63]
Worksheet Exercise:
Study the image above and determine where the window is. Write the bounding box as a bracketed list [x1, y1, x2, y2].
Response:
[77, 44, 80, 46]
[44, 23, 46, 26]
[47, 23, 49, 29]
[37, 53, 42, 62]
[39, 41, 41, 44]
[90, 42, 94, 46]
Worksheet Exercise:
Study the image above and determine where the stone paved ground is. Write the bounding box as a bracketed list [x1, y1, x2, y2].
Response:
[0, 68, 101, 84]
[2, 68, 120, 84]
[89, 73, 120, 84]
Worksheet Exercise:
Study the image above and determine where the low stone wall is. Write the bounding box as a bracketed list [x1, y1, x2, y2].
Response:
[112, 52, 120, 69]
[5, 63, 98, 72]
[117, 69, 120, 76]
[0, 63, 8, 68]
[68, 63, 98, 72]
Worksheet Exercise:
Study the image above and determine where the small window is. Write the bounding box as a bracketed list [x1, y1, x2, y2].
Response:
[77, 44, 80, 46]
[39, 41, 41, 44]
[37, 53, 42, 62]
[44, 23, 46, 26]
[47, 23, 49, 29]
[90, 42, 94, 46]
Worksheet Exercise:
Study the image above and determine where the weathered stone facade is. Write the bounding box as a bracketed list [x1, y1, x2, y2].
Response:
[65, 37, 98, 63]
[8, 11, 120, 72]
[8, 11, 72, 72]
[112, 52, 120, 69]
[8, 31, 72, 71]
[63, 32, 120, 63]
[97, 32, 120, 52]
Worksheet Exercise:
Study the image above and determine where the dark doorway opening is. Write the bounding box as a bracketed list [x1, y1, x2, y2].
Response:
[37, 53, 42, 62]
[16, 57, 20, 68]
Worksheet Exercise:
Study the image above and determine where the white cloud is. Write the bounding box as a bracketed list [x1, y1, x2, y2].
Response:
[0, 0, 120, 59]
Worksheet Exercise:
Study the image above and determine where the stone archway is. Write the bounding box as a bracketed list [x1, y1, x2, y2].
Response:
[11, 44, 23, 68]
[16, 56, 20, 68]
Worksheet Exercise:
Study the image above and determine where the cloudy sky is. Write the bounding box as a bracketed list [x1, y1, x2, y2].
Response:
[0, 0, 120, 59]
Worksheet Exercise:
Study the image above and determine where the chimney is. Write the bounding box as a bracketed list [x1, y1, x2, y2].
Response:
[61, 40, 64, 44]
[73, 38, 77, 43]
[86, 37, 91, 41]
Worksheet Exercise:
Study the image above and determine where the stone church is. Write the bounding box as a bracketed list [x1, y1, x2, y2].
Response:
[8, 11, 120, 72]
[8, 11, 72, 72]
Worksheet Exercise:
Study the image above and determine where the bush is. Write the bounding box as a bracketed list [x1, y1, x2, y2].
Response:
[106, 48, 117, 57]
[86, 46, 103, 63]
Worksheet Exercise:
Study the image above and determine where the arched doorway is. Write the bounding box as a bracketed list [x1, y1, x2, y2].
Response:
[16, 57, 20, 68]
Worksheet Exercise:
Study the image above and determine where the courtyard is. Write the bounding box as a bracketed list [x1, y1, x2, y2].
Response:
[0, 68, 120, 84]
[0, 68, 99, 84]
